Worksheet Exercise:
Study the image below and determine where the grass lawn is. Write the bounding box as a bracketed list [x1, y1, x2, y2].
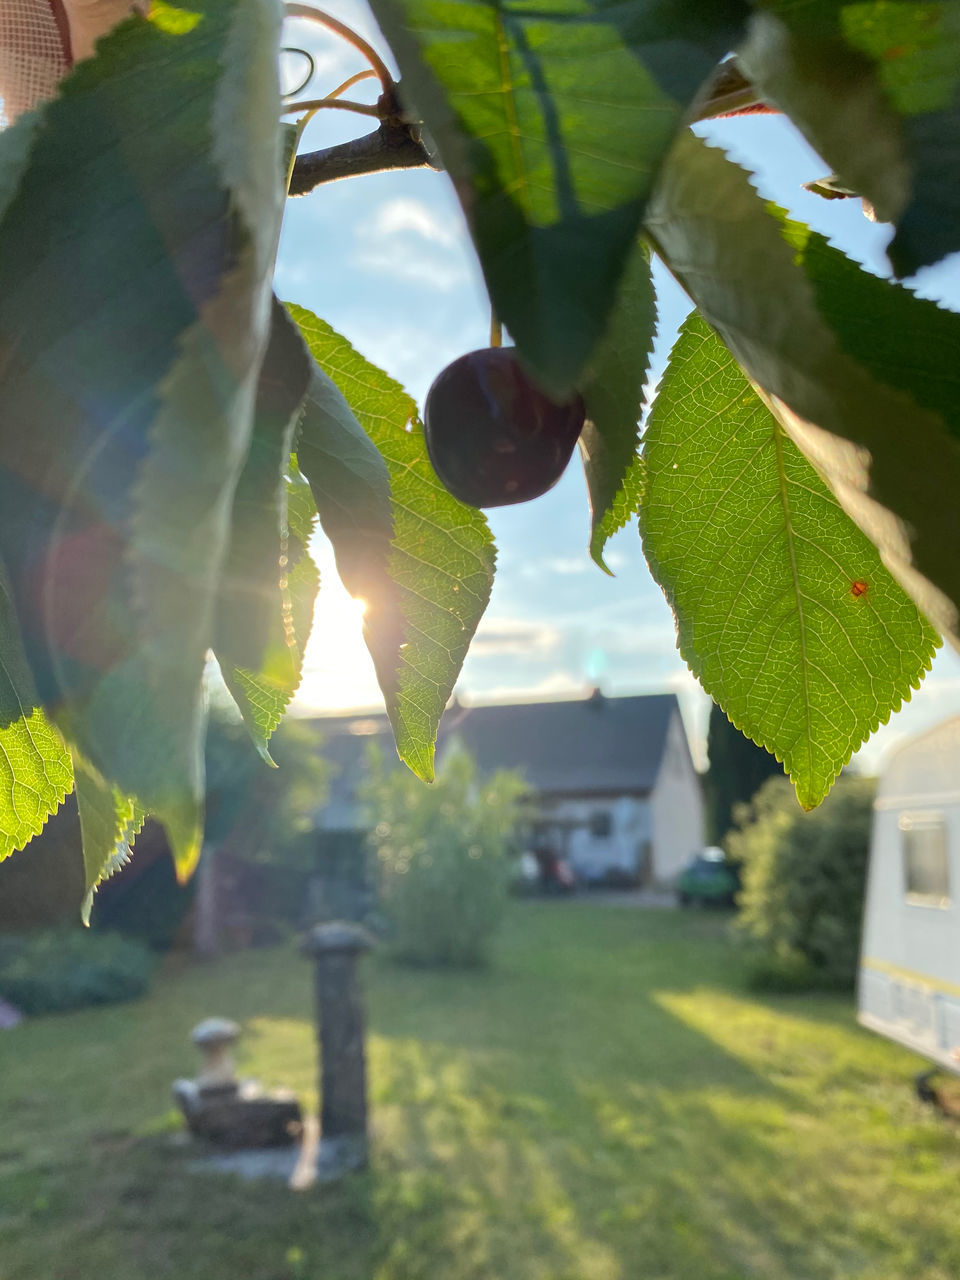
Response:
[1, 902, 959, 1280]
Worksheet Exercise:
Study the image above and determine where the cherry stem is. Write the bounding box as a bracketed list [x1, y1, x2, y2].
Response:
[284, 69, 379, 192]
[280, 97, 381, 119]
[490, 312, 503, 349]
[327, 68, 377, 100]
[281, 47, 317, 100]
[284, 4, 394, 94]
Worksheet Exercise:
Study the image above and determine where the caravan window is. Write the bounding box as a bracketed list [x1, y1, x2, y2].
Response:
[900, 812, 950, 907]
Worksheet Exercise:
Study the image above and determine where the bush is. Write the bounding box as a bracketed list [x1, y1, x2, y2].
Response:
[363, 747, 524, 967]
[731, 775, 874, 990]
[0, 929, 156, 1014]
[743, 950, 851, 995]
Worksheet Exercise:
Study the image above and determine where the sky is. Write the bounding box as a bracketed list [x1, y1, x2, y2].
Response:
[276, 5, 960, 773]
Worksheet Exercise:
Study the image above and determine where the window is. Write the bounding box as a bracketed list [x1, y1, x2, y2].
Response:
[901, 812, 950, 907]
[589, 811, 612, 838]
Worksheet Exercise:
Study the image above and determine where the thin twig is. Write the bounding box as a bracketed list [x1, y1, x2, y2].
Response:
[284, 3, 394, 93]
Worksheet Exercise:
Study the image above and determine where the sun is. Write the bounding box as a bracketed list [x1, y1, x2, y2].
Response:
[292, 533, 383, 714]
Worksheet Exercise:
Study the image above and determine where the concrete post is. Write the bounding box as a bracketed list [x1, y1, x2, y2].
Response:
[301, 921, 375, 1177]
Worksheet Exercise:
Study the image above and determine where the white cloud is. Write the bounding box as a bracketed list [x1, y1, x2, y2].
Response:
[353, 197, 474, 292]
[592, 622, 680, 658]
[353, 244, 470, 292]
[365, 197, 465, 249]
[545, 556, 591, 575]
[517, 555, 591, 577]
[471, 619, 561, 655]
[459, 672, 586, 704]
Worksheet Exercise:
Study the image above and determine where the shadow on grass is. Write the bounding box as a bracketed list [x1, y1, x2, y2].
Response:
[3, 905, 960, 1279]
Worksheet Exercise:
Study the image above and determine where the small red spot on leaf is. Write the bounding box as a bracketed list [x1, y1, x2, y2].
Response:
[850, 579, 868, 599]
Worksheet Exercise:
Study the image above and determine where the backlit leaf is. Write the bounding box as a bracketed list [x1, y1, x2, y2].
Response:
[645, 132, 960, 645]
[214, 301, 315, 758]
[0, 0, 285, 879]
[740, 1, 960, 275]
[73, 750, 144, 916]
[0, 568, 72, 862]
[579, 242, 656, 571]
[640, 315, 938, 807]
[290, 304, 496, 780]
[368, 0, 748, 394]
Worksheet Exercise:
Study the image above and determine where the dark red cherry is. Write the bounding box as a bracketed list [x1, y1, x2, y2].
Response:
[423, 347, 585, 508]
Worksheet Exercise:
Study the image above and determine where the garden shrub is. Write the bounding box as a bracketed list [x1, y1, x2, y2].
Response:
[0, 929, 156, 1014]
[742, 950, 851, 995]
[731, 775, 875, 991]
[363, 747, 524, 967]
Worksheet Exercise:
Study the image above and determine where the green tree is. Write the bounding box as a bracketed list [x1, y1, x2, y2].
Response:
[731, 775, 875, 989]
[0, 0, 954, 899]
[203, 710, 328, 869]
[705, 703, 784, 846]
[194, 709, 329, 954]
[362, 748, 524, 967]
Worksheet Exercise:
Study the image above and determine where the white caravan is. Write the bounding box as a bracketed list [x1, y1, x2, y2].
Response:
[858, 715, 960, 1071]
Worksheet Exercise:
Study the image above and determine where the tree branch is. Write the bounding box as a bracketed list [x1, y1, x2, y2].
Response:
[289, 121, 439, 195]
[287, 59, 771, 196]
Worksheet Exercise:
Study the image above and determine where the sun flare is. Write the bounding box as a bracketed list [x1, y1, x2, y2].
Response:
[292, 535, 381, 714]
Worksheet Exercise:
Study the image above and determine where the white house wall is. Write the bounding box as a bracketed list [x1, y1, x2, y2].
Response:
[540, 796, 651, 883]
[650, 710, 704, 884]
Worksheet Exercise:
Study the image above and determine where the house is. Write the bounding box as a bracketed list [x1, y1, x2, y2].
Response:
[858, 714, 960, 1073]
[310, 689, 704, 887]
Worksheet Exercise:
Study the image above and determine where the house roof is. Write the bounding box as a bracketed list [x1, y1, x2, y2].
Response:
[308, 691, 683, 828]
[441, 690, 678, 795]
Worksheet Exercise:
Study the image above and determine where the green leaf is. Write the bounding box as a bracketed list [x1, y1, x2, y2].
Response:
[740, 2, 960, 275]
[578, 242, 656, 571]
[0, 0, 285, 878]
[73, 750, 144, 916]
[645, 132, 960, 645]
[127, 0, 285, 876]
[283, 463, 322, 663]
[780, 220, 960, 439]
[738, 10, 910, 227]
[0, 569, 72, 863]
[368, 0, 748, 393]
[296, 363, 396, 616]
[214, 301, 316, 759]
[803, 175, 863, 202]
[640, 314, 938, 808]
[292, 348, 406, 753]
[289, 304, 496, 781]
[842, 0, 960, 276]
[0, 108, 43, 226]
